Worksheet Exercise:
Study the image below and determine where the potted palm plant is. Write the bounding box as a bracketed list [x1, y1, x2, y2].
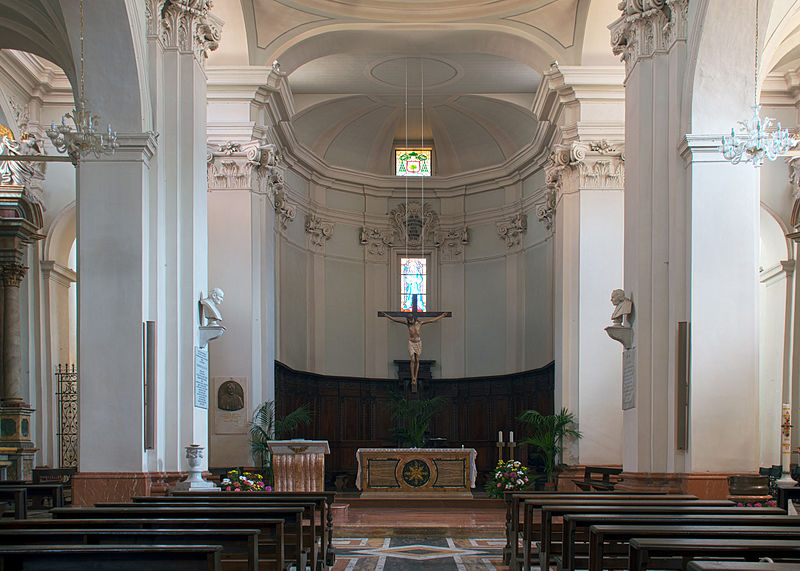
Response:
[518, 407, 581, 488]
[388, 393, 445, 448]
[249, 400, 312, 484]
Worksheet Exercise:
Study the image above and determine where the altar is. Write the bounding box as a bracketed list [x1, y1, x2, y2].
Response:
[356, 448, 477, 498]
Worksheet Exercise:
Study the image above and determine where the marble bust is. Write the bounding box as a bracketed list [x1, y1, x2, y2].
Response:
[610, 288, 632, 325]
[200, 288, 224, 326]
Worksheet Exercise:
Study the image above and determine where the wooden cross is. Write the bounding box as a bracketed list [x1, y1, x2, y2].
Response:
[378, 294, 451, 392]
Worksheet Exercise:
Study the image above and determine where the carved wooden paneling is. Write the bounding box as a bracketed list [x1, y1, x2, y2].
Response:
[275, 361, 554, 486]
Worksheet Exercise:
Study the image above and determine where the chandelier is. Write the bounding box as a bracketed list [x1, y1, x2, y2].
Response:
[46, 0, 117, 165]
[720, 0, 796, 166]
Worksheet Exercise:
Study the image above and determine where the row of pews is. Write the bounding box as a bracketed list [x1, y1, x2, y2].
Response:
[502, 490, 800, 570]
[0, 488, 336, 570]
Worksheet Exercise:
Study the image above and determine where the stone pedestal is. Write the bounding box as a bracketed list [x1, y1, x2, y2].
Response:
[173, 445, 217, 491]
[268, 440, 329, 492]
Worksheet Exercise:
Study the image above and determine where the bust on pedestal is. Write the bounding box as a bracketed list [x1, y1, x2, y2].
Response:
[267, 440, 329, 492]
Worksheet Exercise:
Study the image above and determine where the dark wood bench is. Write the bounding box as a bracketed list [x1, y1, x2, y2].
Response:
[0, 544, 222, 570]
[585, 523, 800, 571]
[522, 498, 731, 570]
[688, 563, 800, 570]
[531, 503, 784, 570]
[629, 537, 800, 570]
[0, 527, 259, 571]
[0, 487, 26, 519]
[572, 466, 623, 491]
[98, 499, 320, 570]
[162, 490, 337, 567]
[51, 505, 307, 570]
[0, 517, 285, 570]
[502, 490, 678, 570]
[0, 481, 64, 510]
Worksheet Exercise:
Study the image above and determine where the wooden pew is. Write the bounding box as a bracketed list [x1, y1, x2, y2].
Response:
[520, 497, 727, 570]
[572, 467, 622, 491]
[98, 500, 320, 571]
[169, 490, 337, 567]
[0, 528, 259, 571]
[0, 481, 64, 509]
[585, 522, 800, 571]
[0, 487, 26, 519]
[629, 537, 800, 570]
[688, 563, 800, 571]
[530, 503, 784, 571]
[51, 505, 308, 570]
[0, 544, 222, 570]
[0, 517, 285, 570]
[503, 490, 677, 570]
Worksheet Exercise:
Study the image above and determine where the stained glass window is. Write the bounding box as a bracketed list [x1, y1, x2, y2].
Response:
[396, 148, 431, 177]
[401, 257, 426, 311]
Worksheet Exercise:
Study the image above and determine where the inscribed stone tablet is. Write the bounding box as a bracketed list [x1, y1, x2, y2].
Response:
[194, 346, 209, 409]
[213, 376, 248, 434]
[622, 348, 636, 410]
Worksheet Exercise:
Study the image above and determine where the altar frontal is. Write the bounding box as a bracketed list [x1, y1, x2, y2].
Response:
[356, 448, 476, 498]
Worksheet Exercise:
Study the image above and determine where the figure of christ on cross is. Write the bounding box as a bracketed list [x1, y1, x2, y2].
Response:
[378, 294, 451, 392]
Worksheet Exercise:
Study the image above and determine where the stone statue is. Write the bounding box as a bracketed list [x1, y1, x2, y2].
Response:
[378, 311, 448, 390]
[217, 380, 244, 411]
[200, 288, 224, 326]
[610, 288, 632, 325]
[0, 134, 45, 190]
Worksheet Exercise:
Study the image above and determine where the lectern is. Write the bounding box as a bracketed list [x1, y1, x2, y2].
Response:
[267, 440, 330, 492]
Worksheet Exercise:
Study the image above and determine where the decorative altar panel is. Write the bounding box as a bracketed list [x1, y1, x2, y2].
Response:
[356, 448, 476, 498]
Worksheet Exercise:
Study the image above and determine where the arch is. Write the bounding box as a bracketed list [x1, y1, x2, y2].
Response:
[43, 201, 76, 268]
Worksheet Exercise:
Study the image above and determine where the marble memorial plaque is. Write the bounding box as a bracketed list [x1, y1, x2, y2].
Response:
[622, 347, 636, 410]
[213, 376, 248, 434]
[194, 346, 209, 409]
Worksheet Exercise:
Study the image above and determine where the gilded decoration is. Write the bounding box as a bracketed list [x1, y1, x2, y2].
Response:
[402, 459, 431, 487]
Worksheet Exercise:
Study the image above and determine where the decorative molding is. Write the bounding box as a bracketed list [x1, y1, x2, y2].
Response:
[610, 0, 688, 76]
[0, 262, 28, 288]
[305, 215, 334, 249]
[788, 157, 800, 201]
[7, 98, 28, 133]
[433, 227, 469, 261]
[151, 0, 221, 62]
[496, 213, 527, 248]
[359, 227, 394, 261]
[535, 189, 556, 233]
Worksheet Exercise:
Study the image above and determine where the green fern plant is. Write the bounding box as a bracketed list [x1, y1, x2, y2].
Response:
[249, 400, 312, 481]
[388, 393, 445, 448]
[518, 407, 582, 484]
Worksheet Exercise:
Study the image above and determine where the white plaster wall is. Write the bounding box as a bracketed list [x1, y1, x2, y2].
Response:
[324, 257, 365, 376]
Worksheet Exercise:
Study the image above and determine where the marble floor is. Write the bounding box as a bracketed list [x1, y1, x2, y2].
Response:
[331, 537, 507, 570]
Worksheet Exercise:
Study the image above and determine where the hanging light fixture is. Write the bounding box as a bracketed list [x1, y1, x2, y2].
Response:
[720, 0, 796, 166]
[46, 0, 118, 165]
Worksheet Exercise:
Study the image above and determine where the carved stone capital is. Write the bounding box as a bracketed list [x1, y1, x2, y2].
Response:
[535, 189, 557, 233]
[545, 141, 625, 193]
[610, 0, 688, 75]
[151, 0, 221, 62]
[497, 213, 527, 249]
[305, 215, 334, 249]
[0, 262, 27, 288]
[360, 226, 395, 261]
[434, 227, 469, 261]
[207, 139, 282, 192]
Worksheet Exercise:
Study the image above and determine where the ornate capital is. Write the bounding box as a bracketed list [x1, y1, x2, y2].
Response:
[305, 215, 334, 249]
[360, 227, 395, 261]
[151, 0, 221, 62]
[0, 263, 27, 287]
[610, 0, 688, 75]
[434, 227, 469, 261]
[497, 213, 527, 249]
[545, 141, 625, 193]
[535, 190, 557, 233]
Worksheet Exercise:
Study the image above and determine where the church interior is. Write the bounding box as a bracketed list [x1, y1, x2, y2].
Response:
[2, 0, 800, 568]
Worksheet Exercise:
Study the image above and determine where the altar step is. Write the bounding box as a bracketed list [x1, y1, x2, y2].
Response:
[331, 497, 506, 538]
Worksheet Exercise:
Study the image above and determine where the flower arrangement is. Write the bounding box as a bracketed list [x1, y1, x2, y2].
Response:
[736, 500, 777, 507]
[221, 469, 272, 492]
[486, 459, 532, 498]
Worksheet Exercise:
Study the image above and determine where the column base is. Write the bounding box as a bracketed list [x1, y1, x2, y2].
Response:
[617, 472, 733, 499]
[0, 401, 36, 480]
[172, 469, 218, 491]
[72, 471, 185, 506]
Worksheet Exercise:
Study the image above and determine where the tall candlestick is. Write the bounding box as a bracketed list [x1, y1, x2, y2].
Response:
[509, 431, 514, 443]
[498, 430, 503, 443]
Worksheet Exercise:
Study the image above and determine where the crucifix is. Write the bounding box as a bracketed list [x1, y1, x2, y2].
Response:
[378, 294, 451, 392]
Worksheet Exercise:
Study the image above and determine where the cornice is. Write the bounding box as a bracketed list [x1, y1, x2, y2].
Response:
[0, 51, 73, 106]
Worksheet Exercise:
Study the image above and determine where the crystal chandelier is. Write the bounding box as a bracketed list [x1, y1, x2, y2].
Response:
[720, 0, 796, 166]
[46, 0, 117, 165]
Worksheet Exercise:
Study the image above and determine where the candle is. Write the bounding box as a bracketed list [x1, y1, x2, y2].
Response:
[498, 430, 503, 443]
[509, 431, 514, 443]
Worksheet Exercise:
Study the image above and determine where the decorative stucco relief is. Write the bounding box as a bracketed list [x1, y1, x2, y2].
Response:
[535, 190, 557, 233]
[390, 201, 438, 248]
[434, 227, 469, 261]
[148, 0, 221, 63]
[360, 226, 395, 261]
[610, 0, 688, 75]
[497, 213, 527, 248]
[305, 215, 334, 249]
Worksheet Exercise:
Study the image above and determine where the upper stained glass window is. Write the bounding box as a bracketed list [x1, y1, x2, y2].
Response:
[401, 257, 426, 311]
[396, 148, 431, 176]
